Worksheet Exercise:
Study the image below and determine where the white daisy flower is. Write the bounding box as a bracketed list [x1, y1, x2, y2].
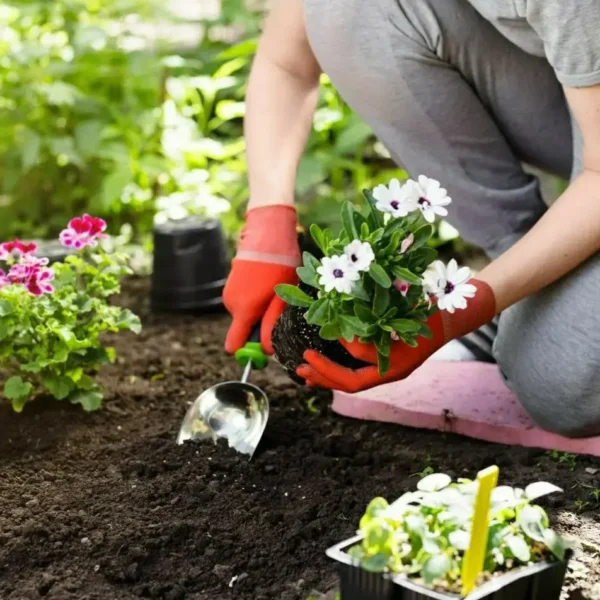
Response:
[414, 175, 452, 223]
[317, 255, 360, 294]
[372, 178, 418, 218]
[344, 240, 375, 272]
[422, 259, 476, 313]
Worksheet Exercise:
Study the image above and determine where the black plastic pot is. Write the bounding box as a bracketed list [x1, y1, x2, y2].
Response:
[327, 535, 570, 600]
[151, 217, 229, 312]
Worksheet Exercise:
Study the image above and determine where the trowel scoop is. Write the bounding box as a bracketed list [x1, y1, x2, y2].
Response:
[176, 325, 269, 458]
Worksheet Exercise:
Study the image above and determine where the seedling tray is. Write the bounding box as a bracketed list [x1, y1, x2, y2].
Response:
[326, 535, 570, 600]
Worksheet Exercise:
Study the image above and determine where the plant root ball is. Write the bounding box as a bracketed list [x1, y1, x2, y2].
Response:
[271, 303, 368, 385]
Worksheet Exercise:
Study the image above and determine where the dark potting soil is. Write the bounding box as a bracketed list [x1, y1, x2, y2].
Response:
[1, 278, 600, 600]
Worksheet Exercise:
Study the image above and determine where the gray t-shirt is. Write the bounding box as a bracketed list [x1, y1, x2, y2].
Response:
[466, 0, 600, 87]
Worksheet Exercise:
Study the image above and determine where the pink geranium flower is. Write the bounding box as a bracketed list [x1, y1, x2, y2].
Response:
[0, 269, 9, 289]
[59, 214, 107, 249]
[0, 240, 37, 261]
[26, 267, 55, 296]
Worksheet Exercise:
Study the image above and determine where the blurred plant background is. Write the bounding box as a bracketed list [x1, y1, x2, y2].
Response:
[0, 0, 464, 261]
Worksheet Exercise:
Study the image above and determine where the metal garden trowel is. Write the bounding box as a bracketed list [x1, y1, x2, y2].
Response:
[176, 325, 269, 458]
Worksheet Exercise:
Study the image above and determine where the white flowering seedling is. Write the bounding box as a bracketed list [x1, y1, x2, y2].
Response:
[349, 474, 567, 593]
[275, 176, 475, 375]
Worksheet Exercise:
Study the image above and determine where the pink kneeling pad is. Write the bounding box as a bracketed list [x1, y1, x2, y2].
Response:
[332, 361, 600, 456]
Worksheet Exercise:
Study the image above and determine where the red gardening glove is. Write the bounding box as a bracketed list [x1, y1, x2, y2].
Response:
[223, 205, 301, 355]
[296, 280, 496, 392]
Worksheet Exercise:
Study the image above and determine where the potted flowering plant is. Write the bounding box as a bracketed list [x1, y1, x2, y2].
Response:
[0, 215, 141, 412]
[272, 176, 475, 379]
[327, 473, 570, 600]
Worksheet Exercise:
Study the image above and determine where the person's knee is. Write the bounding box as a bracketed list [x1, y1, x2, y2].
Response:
[495, 334, 600, 438]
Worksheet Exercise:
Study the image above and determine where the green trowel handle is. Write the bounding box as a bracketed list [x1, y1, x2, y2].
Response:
[234, 323, 268, 370]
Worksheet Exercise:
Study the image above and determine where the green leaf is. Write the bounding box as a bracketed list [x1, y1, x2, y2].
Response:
[507, 535, 531, 562]
[339, 318, 355, 342]
[360, 222, 370, 238]
[297, 266, 319, 288]
[355, 304, 376, 323]
[4, 376, 33, 411]
[383, 218, 405, 237]
[116, 309, 142, 334]
[310, 224, 327, 254]
[416, 322, 433, 339]
[320, 323, 342, 340]
[362, 189, 381, 228]
[389, 319, 421, 333]
[0, 299, 16, 316]
[373, 285, 390, 317]
[410, 247, 438, 268]
[296, 156, 326, 195]
[412, 225, 434, 249]
[303, 251, 321, 270]
[422, 554, 452, 584]
[99, 165, 133, 210]
[275, 284, 313, 307]
[375, 332, 391, 358]
[543, 529, 566, 561]
[348, 279, 370, 302]
[391, 266, 422, 285]
[339, 315, 369, 337]
[368, 264, 392, 288]
[341, 202, 359, 240]
[70, 388, 103, 411]
[54, 328, 91, 350]
[335, 118, 372, 155]
[43, 376, 74, 400]
[377, 352, 390, 376]
[75, 120, 104, 158]
[518, 506, 547, 542]
[361, 552, 389, 573]
[305, 297, 329, 326]
[21, 129, 41, 170]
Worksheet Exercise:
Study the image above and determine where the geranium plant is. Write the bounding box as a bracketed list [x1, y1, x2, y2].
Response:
[275, 176, 476, 374]
[0, 215, 141, 412]
[350, 473, 567, 592]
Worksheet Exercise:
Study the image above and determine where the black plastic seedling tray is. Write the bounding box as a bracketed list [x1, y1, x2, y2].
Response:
[326, 535, 570, 600]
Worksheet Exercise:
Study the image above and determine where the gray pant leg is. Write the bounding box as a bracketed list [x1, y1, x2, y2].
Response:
[494, 251, 600, 438]
[493, 102, 600, 438]
[305, 0, 573, 257]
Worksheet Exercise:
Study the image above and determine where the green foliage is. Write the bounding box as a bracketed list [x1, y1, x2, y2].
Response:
[0, 0, 463, 254]
[349, 474, 567, 593]
[0, 0, 169, 239]
[276, 189, 439, 375]
[0, 243, 141, 412]
[547, 450, 577, 471]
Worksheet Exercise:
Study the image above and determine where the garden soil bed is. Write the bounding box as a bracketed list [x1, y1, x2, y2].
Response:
[1, 278, 599, 600]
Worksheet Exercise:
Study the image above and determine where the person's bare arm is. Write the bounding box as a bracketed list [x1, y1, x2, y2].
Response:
[478, 84, 600, 311]
[245, 0, 321, 209]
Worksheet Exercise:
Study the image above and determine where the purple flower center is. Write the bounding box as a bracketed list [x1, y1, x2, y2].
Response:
[390, 200, 400, 210]
[333, 268, 344, 278]
[444, 281, 455, 294]
[418, 196, 430, 207]
[350, 254, 358, 262]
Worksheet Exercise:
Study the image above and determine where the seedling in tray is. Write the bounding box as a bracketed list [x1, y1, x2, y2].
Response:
[326, 467, 570, 600]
